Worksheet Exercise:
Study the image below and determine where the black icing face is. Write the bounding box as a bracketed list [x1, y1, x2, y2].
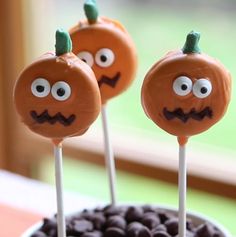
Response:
[162, 76, 213, 123]
[29, 78, 76, 126]
[30, 110, 76, 126]
[163, 107, 213, 123]
[70, 24, 137, 103]
[14, 54, 101, 139]
[98, 72, 121, 88]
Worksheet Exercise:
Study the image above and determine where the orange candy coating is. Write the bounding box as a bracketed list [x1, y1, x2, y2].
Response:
[70, 17, 137, 104]
[14, 52, 101, 141]
[141, 50, 231, 138]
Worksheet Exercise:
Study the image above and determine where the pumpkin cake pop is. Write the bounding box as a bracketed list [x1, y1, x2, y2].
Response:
[141, 31, 231, 144]
[14, 29, 101, 143]
[70, 0, 137, 104]
[141, 31, 231, 237]
[70, 0, 137, 206]
[14, 29, 101, 237]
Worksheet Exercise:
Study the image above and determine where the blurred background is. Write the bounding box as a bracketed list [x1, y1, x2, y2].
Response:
[22, 0, 236, 149]
[0, 0, 236, 234]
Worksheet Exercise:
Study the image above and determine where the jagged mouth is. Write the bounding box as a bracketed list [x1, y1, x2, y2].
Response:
[163, 107, 213, 123]
[98, 72, 121, 88]
[30, 110, 76, 126]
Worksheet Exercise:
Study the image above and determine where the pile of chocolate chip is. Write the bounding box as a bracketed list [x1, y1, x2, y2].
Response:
[31, 205, 223, 237]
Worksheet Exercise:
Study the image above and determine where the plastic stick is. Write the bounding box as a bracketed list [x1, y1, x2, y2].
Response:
[101, 104, 117, 206]
[54, 145, 66, 237]
[178, 144, 187, 237]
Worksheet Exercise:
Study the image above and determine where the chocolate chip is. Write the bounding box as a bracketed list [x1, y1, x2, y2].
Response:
[142, 205, 156, 213]
[81, 231, 103, 237]
[152, 224, 167, 232]
[141, 213, 160, 229]
[195, 223, 217, 237]
[40, 218, 57, 234]
[66, 228, 76, 236]
[153, 231, 171, 237]
[158, 212, 173, 224]
[94, 207, 103, 212]
[104, 205, 122, 217]
[187, 219, 195, 231]
[165, 218, 178, 236]
[91, 213, 106, 229]
[73, 219, 93, 234]
[120, 206, 129, 216]
[107, 215, 126, 230]
[127, 222, 144, 237]
[125, 206, 144, 223]
[48, 228, 57, 237]
[81, 210, 95, 221]
[104, 227, 125, 237]
[137, 227, 152, 237]
[127, 222, 144, 230]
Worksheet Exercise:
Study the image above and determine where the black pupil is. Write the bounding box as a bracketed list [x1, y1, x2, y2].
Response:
[100, 55, 107, 62]
[36, 85, 44, 93]
[57, 88, 65, 97]
[82, 58, 87, 63]
[181, 84, 188, 91]
[201, 87, 208, 94]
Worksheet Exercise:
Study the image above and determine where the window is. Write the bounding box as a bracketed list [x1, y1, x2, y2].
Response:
[3, 0, 236, 198]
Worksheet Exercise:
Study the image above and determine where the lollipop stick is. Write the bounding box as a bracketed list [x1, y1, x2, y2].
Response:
[54, 144, 66, 237]
[178, 144, 187, 237]
[101, 104, 117, 206]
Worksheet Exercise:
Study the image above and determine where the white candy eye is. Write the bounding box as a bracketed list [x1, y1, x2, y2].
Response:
[193, 79, 212, 98]
[173, 76, 192, 96]
[51, 81, 71, 101]
[77, 51, 94, 67]
[95, 48, 115, 67]
[31, 78, 50, 98]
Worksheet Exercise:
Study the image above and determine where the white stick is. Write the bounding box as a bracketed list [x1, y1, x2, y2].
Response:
[54, 145, 66, 237]
[178, 144, 187, 237]
[101, 104, 117, 206]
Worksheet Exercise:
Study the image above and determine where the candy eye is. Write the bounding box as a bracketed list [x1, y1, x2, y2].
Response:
[77, 51, 94, 67]
[51, 81, 71, 101]
[173, 76, 192, 96]
[193, 79, 212, 98]
[95, 48, 115, 67]
[31, 78, 50, 98]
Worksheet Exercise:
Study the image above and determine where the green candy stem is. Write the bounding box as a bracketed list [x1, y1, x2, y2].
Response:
[55, 29, 72, 56]
[84, 0, 98, 24]
[182, 31, 201, 54]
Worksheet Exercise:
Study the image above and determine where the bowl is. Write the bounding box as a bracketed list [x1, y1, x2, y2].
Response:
[21, 205, 232, 237]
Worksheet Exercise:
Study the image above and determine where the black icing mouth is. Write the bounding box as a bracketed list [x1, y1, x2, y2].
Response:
[30, 110, 76, 126]
[163, 107, 213, 123]
[98, 72, 121, 88]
